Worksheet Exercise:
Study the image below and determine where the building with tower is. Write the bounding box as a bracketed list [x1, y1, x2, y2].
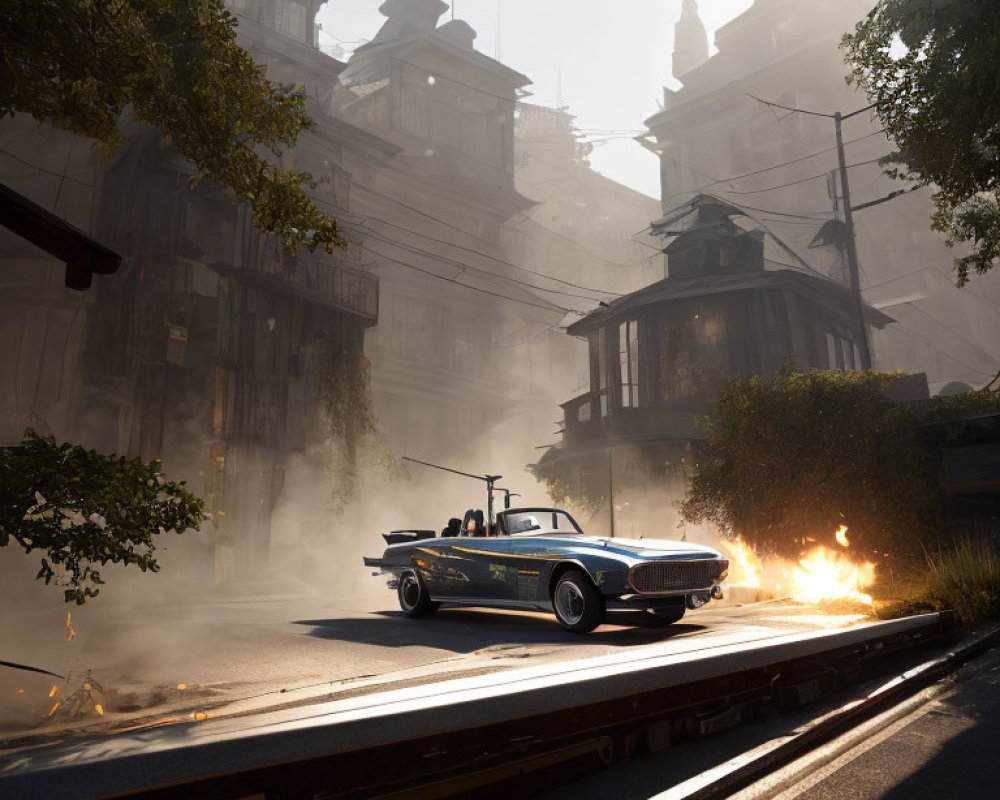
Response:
[641, 0, 1000, 393]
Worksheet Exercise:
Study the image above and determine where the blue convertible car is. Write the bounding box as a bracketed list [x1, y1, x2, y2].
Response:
[363, 507, 729, 632]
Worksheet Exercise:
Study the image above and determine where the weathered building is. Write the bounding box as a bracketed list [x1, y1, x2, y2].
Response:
[642, 0, 1000, 393]
[1, 0, 662, 577]
[0, 119, 111, 450]
[535, 196, 892, 535]
[323, 0, 659, 475]
[1, 1, 385, 582]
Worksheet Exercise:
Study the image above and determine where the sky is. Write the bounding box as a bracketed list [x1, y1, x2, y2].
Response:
[316, 0, 755, 199]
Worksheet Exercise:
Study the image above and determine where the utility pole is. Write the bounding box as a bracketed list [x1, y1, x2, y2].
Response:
[748, 95, 876, 370]
[834, 111, 872, 370]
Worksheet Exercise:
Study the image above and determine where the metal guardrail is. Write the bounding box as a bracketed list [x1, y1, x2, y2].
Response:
[0, 613, 960, 800]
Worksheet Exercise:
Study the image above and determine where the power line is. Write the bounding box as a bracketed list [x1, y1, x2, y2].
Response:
[723, 157, 889, 197]
[361, 240, 571, 314]
[658, 129, 889, 208]
[318, 185, 634, 294]
[746, 94, 877, 121]
[889, 321, 997, 379]
[359, 224, 610, 304]
[0, 146, 94, 189]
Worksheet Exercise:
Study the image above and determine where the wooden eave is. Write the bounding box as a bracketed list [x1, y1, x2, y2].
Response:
[0, 183, 121, 290]
[566, 266, 893, 337]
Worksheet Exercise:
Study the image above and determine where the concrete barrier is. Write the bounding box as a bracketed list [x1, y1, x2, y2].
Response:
[0, 612, 958, 800]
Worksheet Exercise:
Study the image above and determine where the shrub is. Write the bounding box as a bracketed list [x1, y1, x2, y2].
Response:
[681, 369, 1000, 562]
[927, 532, 1000, 625]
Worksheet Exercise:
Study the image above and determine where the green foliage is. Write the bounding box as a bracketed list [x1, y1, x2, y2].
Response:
[0, 430, 205, 604]
[315, 344, 375, 443]
[926, 532, 1000, 625]
[843, 0, 1000, 285]
[0, 0, 343, 254]
[530, 473, 601, 519]
[681, 369, 1000, 561]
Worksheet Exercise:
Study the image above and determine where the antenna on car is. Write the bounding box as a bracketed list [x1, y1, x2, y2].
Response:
[402, 456, 504, 530]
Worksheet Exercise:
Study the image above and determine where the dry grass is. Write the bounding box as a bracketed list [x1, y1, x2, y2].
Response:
[926, 532, 1000, 626]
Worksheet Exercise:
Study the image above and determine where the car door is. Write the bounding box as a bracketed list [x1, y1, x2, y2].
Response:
[438, 534, 517, 601]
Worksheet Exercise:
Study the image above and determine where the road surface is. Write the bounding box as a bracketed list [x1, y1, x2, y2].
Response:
[1, 576, 873, 746]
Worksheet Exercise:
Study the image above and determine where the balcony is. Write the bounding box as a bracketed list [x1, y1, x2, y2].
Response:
[561, 390, 703, 445]
[313, 262, 378, 321]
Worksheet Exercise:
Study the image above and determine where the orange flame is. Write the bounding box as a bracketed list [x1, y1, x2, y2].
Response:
[66, 612, 75, 641]
[718, 535, 763, 588]
[94, 704, 104, 716]
[835, 525, 850, 548]
[192, 711, 208, 722]
[48, 685, 59, 698]
[787, 546, 876, 605]
[46, 701, 61, 718]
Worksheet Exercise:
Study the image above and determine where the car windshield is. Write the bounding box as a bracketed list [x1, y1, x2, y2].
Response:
[504, 510, 582, 536]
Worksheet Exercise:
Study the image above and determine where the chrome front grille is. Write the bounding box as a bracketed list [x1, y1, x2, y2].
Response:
[628, 559, 725, 594]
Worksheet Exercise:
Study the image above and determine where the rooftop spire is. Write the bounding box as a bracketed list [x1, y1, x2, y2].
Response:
[672, 0, 709, 81]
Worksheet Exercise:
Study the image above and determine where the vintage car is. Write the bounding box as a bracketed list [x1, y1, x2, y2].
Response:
[363, 506, 729, 632]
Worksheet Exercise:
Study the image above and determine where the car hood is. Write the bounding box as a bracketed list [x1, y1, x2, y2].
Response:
[540, 535, 722, 560]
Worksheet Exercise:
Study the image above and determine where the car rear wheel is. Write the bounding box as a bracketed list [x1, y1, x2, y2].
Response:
[397, 571, 438, 617]
[553, 570, 605, 633]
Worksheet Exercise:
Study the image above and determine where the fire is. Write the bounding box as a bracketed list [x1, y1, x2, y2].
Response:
[714, 525, 876, 608]
[66, 612, 75, 641]
[718, 535, 763, 588]
[835, 525, 850, 548]
[787, 546, 876, 605]
[48, 685, 59, 698]
[94, 704, 104, 716]
[192, 711, 208, 722]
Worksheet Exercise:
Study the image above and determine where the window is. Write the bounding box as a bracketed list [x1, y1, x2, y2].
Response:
[826, 323, 861, 370]
[659, 304, 729, 403]
[619, 320, 639, 408]
[598, 327, 609, 417]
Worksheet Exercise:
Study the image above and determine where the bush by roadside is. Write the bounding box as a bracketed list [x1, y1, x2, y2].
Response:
[681, 369, 1000, 564]
[926, 529, 1000, 626]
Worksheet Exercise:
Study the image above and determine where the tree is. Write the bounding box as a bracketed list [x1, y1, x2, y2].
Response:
[0, 431, 205, 604]
[843, 0, 1000, 285]
[0, 0, 343, 254]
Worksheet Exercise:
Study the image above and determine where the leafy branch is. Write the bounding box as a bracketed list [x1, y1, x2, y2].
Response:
[0, 430, 205, 604]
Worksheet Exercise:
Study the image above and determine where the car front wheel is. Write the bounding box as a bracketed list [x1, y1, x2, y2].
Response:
[553, 570, 605, 633]
[397, 570, 438, 617]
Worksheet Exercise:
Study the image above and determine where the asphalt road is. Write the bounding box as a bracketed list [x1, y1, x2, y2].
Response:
[0, 573, 874, 746]
[735, 639, 1000, 800]
[537, 632, 1000, 800]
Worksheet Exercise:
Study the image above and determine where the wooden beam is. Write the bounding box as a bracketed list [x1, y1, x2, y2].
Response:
[0, 182, 121, 290]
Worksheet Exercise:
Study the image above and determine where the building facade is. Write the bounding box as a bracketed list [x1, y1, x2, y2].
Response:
[535, 197, 894, 536]
[642, 0, 1000, 393]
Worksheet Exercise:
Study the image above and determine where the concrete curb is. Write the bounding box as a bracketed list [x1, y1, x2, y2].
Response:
[658, 618, 1000, 800]
[0, 613, 956, 800]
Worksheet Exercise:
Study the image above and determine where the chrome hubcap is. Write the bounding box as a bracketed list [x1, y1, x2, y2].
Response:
[555, 581, 585, 625]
